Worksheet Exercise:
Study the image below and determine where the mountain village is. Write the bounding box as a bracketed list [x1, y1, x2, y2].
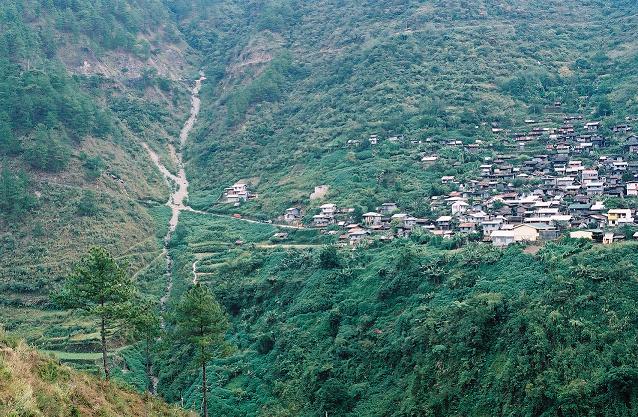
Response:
[221, 113, 638, 248]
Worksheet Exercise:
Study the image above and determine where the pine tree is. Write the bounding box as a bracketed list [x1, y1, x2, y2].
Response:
[0, 112, 20, 155]
[130, 298, 161, 392]
[56, 246, 136, 380]
[172, 284, 229, 417]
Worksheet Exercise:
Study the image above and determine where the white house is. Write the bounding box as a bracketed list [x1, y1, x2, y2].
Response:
[379, 202, 398, 215]
[363, 212, 383, 227]
[224, 182, 250, 203]
[570, 231, 593, 240]
[481, 219, 503, 236]
[491, 225, 539, 247]
[313, 214, 333, 228]
[607, 209, 634, 226]
[585, 182, 605, 196]
[320, 203, 337, 217]
[451, 201, 469, 215]
[581, 169, 599, 184]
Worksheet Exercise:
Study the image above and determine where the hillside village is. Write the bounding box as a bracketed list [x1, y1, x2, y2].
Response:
[219, 112, 638, 248]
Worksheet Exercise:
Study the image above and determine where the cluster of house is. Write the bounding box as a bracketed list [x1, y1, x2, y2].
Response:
[279, 117, 638, 247]
[281, 189, 637, 247]
[345, 115, 637, 153]
[222, 182, 257, 205]
[346, 134, 409, 147]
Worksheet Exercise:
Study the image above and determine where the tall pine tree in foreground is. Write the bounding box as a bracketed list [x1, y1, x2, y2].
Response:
[130, 298, 162, 392]
[172, 284, 229, 417]
[56, 246, 136, 380]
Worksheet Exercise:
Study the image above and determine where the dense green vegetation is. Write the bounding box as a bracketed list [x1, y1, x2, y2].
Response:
[161, 235, 638, 416]
[3, 1, 638, 416]
[182, 0, 638, 216]
[0, 0, 195, 393]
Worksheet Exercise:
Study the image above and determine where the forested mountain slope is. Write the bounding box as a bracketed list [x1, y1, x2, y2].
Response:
[161, 229, 638, 416]
[3, 1, 638, 417]
[182, 0, 638, 216]
[0, 0, 197, 352]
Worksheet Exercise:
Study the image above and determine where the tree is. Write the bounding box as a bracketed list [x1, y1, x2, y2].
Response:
[172, 284, 229, 417]
[56, 247, 136, 380]
[129, 298, 161, 392]
[319, 245, 341, 269]
[0, 112, 20, 155]
[22, 124, 70, 172]
[351, 205, 364, 224]
[0, 168, 35, 217]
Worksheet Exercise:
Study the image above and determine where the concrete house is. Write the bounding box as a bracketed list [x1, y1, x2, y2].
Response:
[534, 207, 560, 218]
[451, 201, 469, 215]
[391, 213, 417, 230]
[627, 182, 638, 196]
[570, 230, 594, 240]
[613, 125, 632, 133]
[590, 201, 606, 212]
[481, 219, 503, 236]
[313, 214, 333, 228]
[607, 209, 634, 226]
[491, 225, 539, 247]
[458, 222, 477, 233]
[224, 182, 250, 203]
[421, 156, 438, 166]
[348, 228, 370, 246]
[436, 215, 453, 230]
[585, 122, 601, 131]
[320, 204, 337, 217]
[585, 181, 605, 196]
[625, 136, 638, 153]
[556, 177, 575, 190]
[612, 161, 628, 173]
[581, 169, 599, 184]
[379, 202, 398, 215]
[363, 212, 383, 228]
[603, 233, 624, 245]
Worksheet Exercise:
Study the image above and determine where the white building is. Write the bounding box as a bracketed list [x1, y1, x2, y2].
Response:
[607, 209, 634, 227]
[451, 201, 469, 215]
[491, 225, 539, 247]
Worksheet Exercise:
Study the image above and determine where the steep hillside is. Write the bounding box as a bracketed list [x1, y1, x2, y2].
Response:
[160, 231, 638, 417]
[182, 0, 638, 217]
[0, 329, 194, 417]
[4, 1, 638, 416]
[0, 0, 197, 353]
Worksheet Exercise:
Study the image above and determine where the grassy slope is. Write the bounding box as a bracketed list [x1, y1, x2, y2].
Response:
[185, 0, 638, 217]
[0, 330, 194, 417]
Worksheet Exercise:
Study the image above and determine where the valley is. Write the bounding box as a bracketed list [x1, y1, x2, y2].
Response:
[143, 72, 206, 317]
[2, 1, 638, 416]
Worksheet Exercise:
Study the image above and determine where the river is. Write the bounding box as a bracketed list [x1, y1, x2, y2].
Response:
[143, 72, 206, 317]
